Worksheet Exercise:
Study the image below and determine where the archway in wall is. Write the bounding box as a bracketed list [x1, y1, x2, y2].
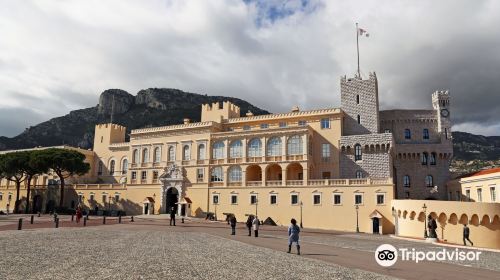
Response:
[166, 187, 179, 214]
[266, 164, 282, 181]
[286, 163, 303, 180]
[246, 165, 262, 182]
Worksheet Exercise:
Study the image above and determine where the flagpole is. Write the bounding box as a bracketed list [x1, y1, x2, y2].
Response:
[356, 22, 360, 78]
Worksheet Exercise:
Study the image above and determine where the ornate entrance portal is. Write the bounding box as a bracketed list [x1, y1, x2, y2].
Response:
[159, 164, 186, 215]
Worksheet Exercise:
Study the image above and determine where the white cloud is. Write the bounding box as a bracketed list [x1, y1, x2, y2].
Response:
[0, 0, 499, 137]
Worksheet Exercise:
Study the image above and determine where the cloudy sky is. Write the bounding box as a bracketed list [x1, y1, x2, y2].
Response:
[1, 0, 499, 137]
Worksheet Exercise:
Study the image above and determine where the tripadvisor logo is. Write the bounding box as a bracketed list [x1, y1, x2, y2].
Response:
[375, 244, 482, 267]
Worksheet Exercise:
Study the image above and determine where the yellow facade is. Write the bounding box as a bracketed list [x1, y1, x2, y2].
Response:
[447, 168, 499, 203]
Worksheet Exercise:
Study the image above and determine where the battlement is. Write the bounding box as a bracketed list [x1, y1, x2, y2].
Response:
[201, 101, 241, 123]
[93, 123, 126, 151]
[432, 90, 450, 98]
[95, 123, 126, 131]
[340, 72, 377, 83]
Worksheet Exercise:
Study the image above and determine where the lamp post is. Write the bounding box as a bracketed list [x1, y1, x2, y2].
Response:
[299, 201, 303, 228]
[423, 203, 428, 238]
[355, 205, 360, 233]
[214, 201, 218, 220]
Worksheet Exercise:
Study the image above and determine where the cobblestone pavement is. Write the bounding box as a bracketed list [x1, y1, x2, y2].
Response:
[0, 226, 396, 280]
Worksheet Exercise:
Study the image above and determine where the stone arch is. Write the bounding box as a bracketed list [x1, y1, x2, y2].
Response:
[418, 212, 426, 222]
[459, 214, 468, 225]
[429, 212, 438, 219]
[481, 215, 491, 225]
[375, 144, 380, 151]
[286, 162, 303, 180]
[438, 213, 447, 226]
[448, 213, 458, 225]
[266, 164, 282, 181]
[470, 214, 480, 226]
[403, 210, 408, 219]
[493, 215, 500, 225]
[246, 165, 262, 182]
[409, 211, 416, 220]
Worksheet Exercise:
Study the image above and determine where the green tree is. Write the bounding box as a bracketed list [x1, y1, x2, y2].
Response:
[24, 150, 50, 213]
[0, 151, 30, 213]
[38, 148, 90, 208]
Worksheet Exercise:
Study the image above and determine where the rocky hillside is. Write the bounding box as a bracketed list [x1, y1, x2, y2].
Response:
[451, 131, 500, 174]
[0, 88, 270, 151]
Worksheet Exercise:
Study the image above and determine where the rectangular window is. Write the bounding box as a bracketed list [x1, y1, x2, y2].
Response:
[423, 129, 430, 140]
[8, 194, 12, 201]
[404, 129, 411, 140]
[279, 122, 287, 128]
[102, 195, 107, 203]
[115, 194, 120, 202]
[212, 194, 219, 205]
[197, 168, 204, 182]
[131, 171, 137, 180]
[456, 191, 461, 201]
[78, 194, 83, 203]
[320, 118, 330, 129]
[250, 195, 257, 205]
[153, 171, 159, 180]
[322, 172, 331, 179]
[0, 193, 2, 201]
[465, 189, 471, 201]
[141, 171, 147, 180]
[376, 194, 385, 205]
[333, 194, 342, 205]
[298, 120, 307, 126]
[490, 186, 496, 202]
[291, 194, 298, 205]
[313, 194, 321, 205]
[354, 194, 363, 205]
[321, 143, 331, 162]
[89, 194, 94, 201]
[477, 188, 482, 202]
[260, 123, 269, 129]
[243, 125, 251, 131]
[270, 194, 277, 205]
[231, 195, 238, 205]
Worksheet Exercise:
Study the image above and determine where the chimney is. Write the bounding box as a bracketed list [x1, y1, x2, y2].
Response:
[291, 106, 300, 112]
[183, 118, 191, 124]
[246, 111, 254, 117]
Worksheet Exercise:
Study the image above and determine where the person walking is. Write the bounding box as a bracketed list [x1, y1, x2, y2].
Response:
[230, 215, 237, 235]
[246, 215, 253, 236]
[463, 224, 473, 246]
[287, 218, 301, 255]
[252, 216, 260, 238]
[170, 207, 176, 226]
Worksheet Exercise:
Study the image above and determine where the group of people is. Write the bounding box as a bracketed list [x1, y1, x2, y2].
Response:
[228, 215, 301, 255]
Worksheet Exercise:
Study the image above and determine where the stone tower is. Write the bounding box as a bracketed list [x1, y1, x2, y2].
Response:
[432, 90, 451, 141]
[341, 73, 380, 135]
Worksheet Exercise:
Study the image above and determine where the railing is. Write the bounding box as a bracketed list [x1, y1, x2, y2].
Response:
[152, 162, 161, 167]
[228, 182, 242, 187]
[210, 159, 225, 164]
[265, 156, 282, 162]
[71, 184, 125, 190]
[266, 180, 282, 186]
[141, 179, 147, 184]
[140, 163, 149, 168]
[152, 179, 159, 184]
[246, 157, 263, 163]
[131, 163, 138, 168]
[197, 160, 206, 165]
[227, 158, 243, 163]
[130, 179, 137, 184]
[286, 155, 304, 161]
[210, 182, 224, 187]
[286, 180, 303, 186]
[246, 181, 262, 187]
[182, 160, 191, 165]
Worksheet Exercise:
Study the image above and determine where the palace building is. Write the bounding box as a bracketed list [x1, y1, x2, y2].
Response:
[0, 72, 456, 234]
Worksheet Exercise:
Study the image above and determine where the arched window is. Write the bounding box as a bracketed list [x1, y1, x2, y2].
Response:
[168, 146, 175, 162]
[228, 166, 242, 182]
[153, 147, 161, 163]
[198, 144, 206, 160]
[403, 175, 410, 187]
[229, 140, 242, 158]
[425, 175, 433, 187]
[122, 159, 128, 175]
[421, 152, 428, 165]
[109, 160, 115, 175]
[354, 144, 362, 161]
[430, 152, 436, 165]
[266, 137, 282, 156]
[423, 129, 429, 140]
[212, 141, 225, 159]
[404, 129, 411, 139]
[248, 138, 262, 157]
[287, 135, 303, 155]
[132, 149, 139, 164]
[211, 166, 224, 182]
[355, 170, 363, 178]
[183, 145, 191, 160]
[98, 161, 103, 175]
[142, 148, 149, 163]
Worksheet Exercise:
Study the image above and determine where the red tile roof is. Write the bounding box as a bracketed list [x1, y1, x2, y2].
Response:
[464, 167, 500, 178]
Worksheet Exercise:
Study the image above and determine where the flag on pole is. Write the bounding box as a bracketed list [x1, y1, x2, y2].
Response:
[358, 27, 369, 37]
